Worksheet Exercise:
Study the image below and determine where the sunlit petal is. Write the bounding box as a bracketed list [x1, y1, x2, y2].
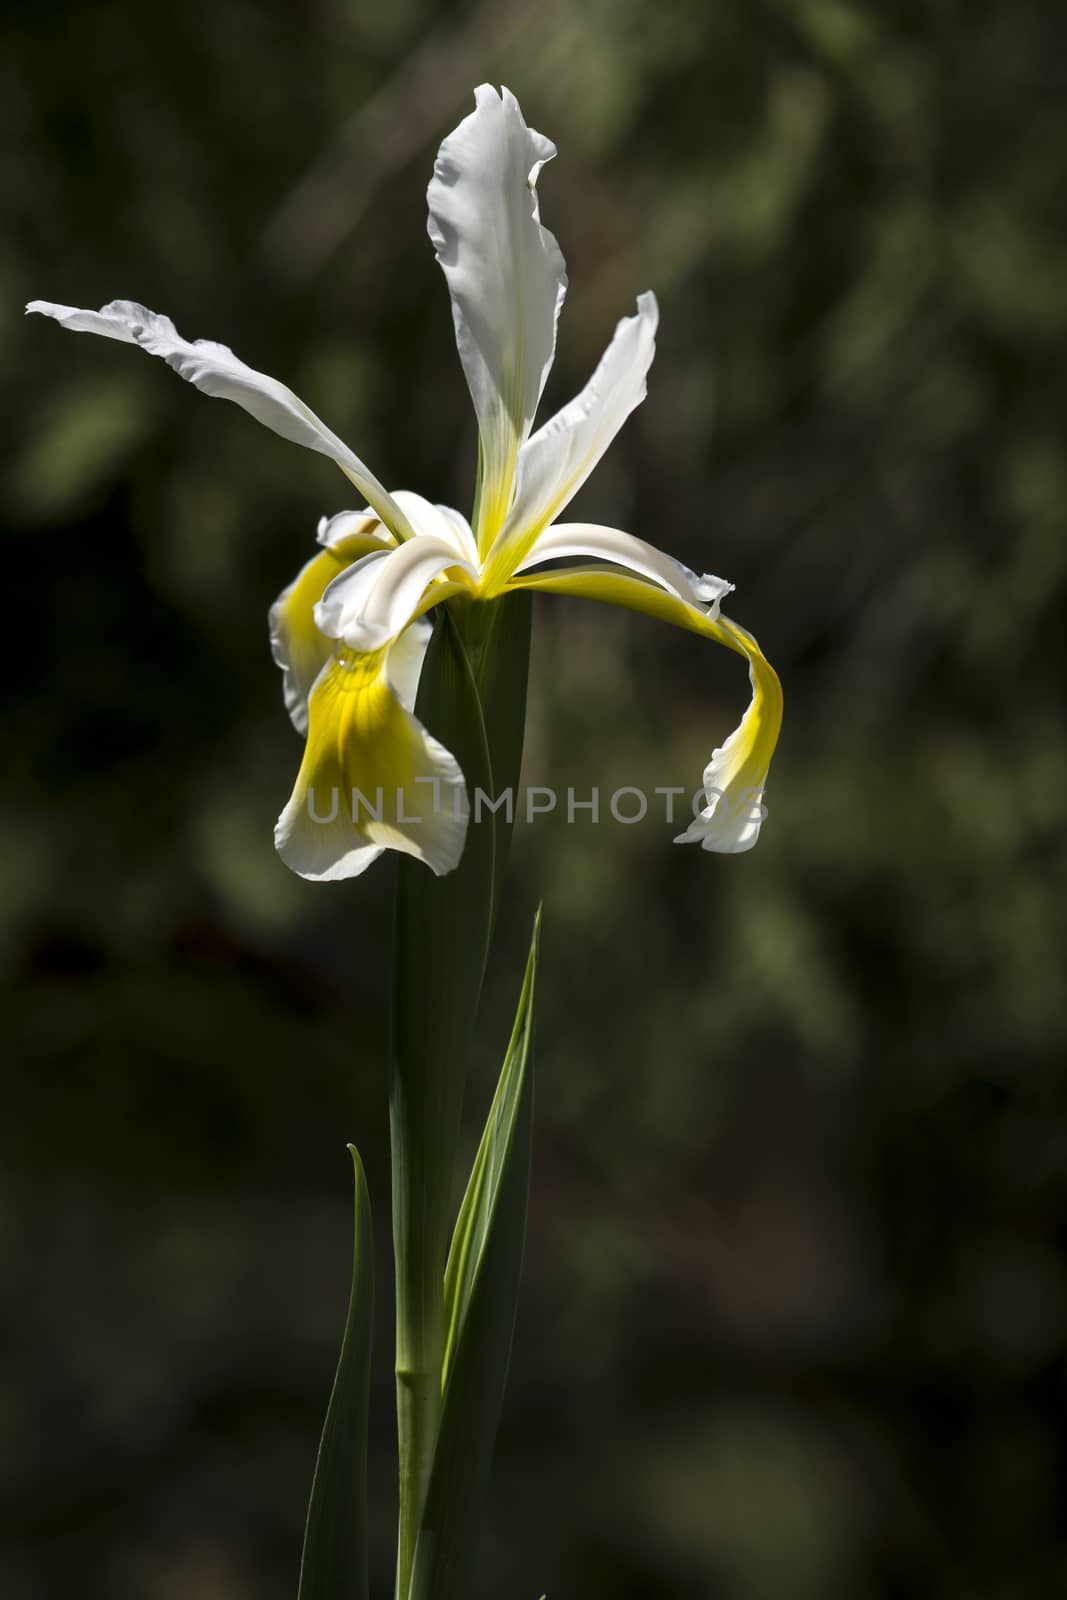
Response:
[673, 621, 781, 853]
[316, 508, 390, 549]
[315, 536, 476, 652]
[269, 526, 393, 734]
[488, 294, 658, 577]
[275, 642, 468, 880]
[511, 519, 731, 611]
[507, 564, 782, 853]
[390, 491, 479, 564]
[26, 298, 416, 541]
[384, 617, 433, 712]
[427, 85, 567, 550]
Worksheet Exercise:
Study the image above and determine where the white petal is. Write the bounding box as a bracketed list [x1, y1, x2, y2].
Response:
[315, 494, 474, 561]
[433, 504, 480, 566]
[313, 551, 392, 647]
[674, 656, 774, 855]
[276, 830, 385, 883]
[269, 521, 394, 734]
[391, 491, 479, 564]
[315, 536, 474, 651]
[274, 645, 469, 881]
[427, 85, 567, 547]
[385, 617, 432, 712]
[26, 298, 415, 541]
[317, 508, 390, 549]
[492, 293, 659, 571]
[506, 566, 781, 857]
[513, 520, 732, 613]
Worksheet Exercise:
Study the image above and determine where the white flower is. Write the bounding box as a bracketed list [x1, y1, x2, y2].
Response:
[28, 84, 782, 881]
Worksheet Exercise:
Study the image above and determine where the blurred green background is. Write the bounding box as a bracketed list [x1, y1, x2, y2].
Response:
[3, 1, 1066, 1596]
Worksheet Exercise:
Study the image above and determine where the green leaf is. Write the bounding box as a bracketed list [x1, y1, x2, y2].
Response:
[408, 908, 540, 1600]
[298, 1146, 375, 1600]
[442, 906, 540, 1384]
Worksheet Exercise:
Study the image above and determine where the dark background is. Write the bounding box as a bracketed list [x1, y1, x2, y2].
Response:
[4, 2, 1066, 1596]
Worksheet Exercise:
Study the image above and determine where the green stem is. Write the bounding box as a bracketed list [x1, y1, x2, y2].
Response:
[389, 596, 532, 1599]
[389, 609, 493, 1600]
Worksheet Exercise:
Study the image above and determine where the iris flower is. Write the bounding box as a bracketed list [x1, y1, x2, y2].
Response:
[28, 84, 781, 882]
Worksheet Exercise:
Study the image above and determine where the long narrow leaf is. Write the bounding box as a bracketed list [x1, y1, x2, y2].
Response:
[442, 907, 539, 1384]
[409, 910, 540, 1600]
[298, 1146, 375, 1600]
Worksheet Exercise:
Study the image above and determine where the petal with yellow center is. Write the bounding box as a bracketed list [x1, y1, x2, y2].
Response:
[274, 627, 468, 881]
[506, 557, 782, 854]
[270, 495, 474, 734]
[269, 524, 395, 735]
[315, 535, 477, 653]
[511, 519, 730, 609]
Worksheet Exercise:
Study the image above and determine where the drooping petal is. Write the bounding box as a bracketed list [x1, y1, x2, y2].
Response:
[315, 536, 476, 652]
[274, 640, 468, 880]
[511, 520, 732, 610]
[269, 524, 393, 735]
[427, 85, 567, 551]
[271, 489, 474, 731]
[26, 298, 416, 541]
[506, 563, 782, 853]
[487, 294, 658, 579]
[673, 621, 780, 854]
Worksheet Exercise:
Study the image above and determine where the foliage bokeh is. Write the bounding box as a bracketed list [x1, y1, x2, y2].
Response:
[3, 2, 1066, 1596]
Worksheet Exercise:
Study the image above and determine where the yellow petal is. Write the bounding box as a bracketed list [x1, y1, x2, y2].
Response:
[269, 528, 391, 734]
[274, 638, 468, 881]
[676, 614, 782, 853]
[507, 565, 782, 852]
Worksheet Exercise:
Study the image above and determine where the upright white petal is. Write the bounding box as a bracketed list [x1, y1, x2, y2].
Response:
[488, 293, 659, 575]
[26, 298, 415, 541]
[427, 85, 567, 548]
